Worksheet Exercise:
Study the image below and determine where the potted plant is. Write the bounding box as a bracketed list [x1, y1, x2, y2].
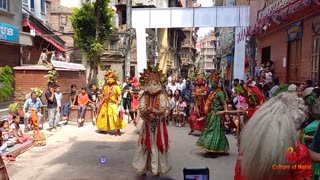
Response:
[8, 102, 19, 115]
[8, 101, 25, 116]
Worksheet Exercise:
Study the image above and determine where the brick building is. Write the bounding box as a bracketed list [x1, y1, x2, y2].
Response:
[252, 0, 320, 85]
[50, 0, 82, 63]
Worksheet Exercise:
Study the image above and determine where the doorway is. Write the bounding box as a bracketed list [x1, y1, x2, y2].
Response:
[287, 39, 302, 83]
[261, 46, 271, 64]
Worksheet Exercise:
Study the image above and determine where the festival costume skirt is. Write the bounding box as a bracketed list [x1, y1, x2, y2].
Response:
[96, 102, 126, 131]
[196, 112, 229, 153]
[133, 119, 171, 175]
[189, 109, 206, 131]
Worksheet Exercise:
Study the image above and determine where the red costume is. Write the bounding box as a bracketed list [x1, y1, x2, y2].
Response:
[243, 80, 265, 119]
[188, 78, 208, 133]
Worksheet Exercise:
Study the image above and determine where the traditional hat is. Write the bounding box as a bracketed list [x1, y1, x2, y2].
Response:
[195, 77, 205, 85]
[288, 84, 297, 92]
[139, 67, 165, 86]
[303, 87, 315, 98]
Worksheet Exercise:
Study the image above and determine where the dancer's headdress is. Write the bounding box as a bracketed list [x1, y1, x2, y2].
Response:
[210, 70, 222, 82]
[139, 67, 165, 86]
[105, 69, 115, 79]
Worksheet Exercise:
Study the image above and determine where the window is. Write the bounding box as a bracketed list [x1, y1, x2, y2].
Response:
[108, 41, 118, 50]
[0, 0, 7, 10]
[41, 0, 45, 14]
[60, 15, 68, 26]
[22, 0, 28, 9]
[30, 0, 34, 10]
[130, 66, 135, 78]
[312, 36, 320, 86]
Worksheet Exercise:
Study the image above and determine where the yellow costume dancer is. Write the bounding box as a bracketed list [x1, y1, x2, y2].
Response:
[96, 70, 126, 136]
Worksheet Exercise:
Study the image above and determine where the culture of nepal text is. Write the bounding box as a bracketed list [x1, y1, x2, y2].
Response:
[272, 164, 312, 170]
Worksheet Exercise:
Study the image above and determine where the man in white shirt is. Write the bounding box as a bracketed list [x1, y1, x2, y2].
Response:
[167, 76, 181, 93]
[58, 51, 70, 62]
[54, 85, 63, 127]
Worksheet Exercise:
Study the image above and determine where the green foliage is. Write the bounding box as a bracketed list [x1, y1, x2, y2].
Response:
[273, 83, 289, 97]
[47, 69, 58, 85]
[70, 0, 114, 61]
[0, 66, 15, 102]
[8, 101, 24, 114]
[30, 87, 44, 97]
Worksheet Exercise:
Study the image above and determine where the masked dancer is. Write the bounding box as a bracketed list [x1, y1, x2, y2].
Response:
[133, 68, 171, 176]
[96, 70, 126, 136]
[188, 77, 208, 135]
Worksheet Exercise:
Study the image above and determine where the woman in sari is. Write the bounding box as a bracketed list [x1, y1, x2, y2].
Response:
[133, 68, 171, 176]
[196, 71, 244, 153]
[96, 70, 126, 136]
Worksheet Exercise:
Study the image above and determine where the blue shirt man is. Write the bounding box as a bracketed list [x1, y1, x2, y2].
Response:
[23, 91, 43, 132]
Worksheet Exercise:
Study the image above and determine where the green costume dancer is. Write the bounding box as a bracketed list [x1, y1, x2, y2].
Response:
[196, 71, 244, 153]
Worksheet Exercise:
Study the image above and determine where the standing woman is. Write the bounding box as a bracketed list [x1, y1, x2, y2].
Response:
[96, 70, 126, 136]
[196, 71, 244, 153]
[133, 68, 171, 176]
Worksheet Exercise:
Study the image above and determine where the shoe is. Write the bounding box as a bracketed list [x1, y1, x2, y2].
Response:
[77, 119, 81, 123]
[188, 130, 194, 135]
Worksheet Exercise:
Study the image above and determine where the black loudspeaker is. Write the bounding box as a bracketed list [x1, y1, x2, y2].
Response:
[183, 167, 209, 180]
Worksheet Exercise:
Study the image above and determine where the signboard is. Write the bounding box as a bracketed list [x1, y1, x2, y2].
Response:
[258, 0, 289, 20]
[286, 21, 303, 41]
[51, 60, 86, 70]
[0, 22, 19, 43]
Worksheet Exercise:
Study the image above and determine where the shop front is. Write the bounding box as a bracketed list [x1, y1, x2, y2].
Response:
[0, 22, 20, 68]
[255, 0, 320, 85]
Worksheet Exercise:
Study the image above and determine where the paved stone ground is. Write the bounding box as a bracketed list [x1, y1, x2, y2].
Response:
[6, 118, 237, 180]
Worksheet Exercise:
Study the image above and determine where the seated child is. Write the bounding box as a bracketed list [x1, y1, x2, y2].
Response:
[0, 120, 17, 154]
[11, 116, 27, 143]
[173, 95, 187, 127]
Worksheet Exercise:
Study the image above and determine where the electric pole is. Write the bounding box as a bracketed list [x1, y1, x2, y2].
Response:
[125, 0, 132, 77]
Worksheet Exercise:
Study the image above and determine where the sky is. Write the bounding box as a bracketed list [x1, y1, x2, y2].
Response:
[196, 0, 215, 37]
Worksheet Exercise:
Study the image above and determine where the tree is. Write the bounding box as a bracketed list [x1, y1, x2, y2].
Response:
[70, 0, 114, 84]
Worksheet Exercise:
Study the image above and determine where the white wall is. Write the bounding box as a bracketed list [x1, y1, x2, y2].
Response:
[60, 0, 82, 8]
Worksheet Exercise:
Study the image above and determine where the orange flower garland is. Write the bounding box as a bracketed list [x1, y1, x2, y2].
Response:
[144, 94, 161, 121]
[204, 88, 221, 114]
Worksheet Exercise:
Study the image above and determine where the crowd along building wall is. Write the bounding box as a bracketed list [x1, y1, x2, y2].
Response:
[255, 0, 320, 85]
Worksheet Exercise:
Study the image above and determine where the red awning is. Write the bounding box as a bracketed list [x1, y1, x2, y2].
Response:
[22, 20, 66, 51]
